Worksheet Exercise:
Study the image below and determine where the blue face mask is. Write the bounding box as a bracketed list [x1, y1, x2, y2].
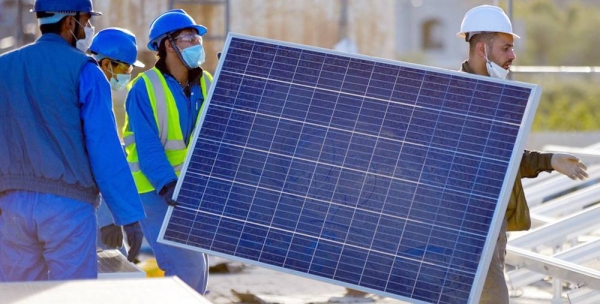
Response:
[180, 44, 205, 69]
[109, 65, 131, 91]
[110, 74, 131, 91]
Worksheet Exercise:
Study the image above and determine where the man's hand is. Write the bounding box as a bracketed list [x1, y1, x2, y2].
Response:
[100, 224, 123, 248]
[551, 153, 588, 180]
[159, 180, 178, 206]
[123, 222, 144, 262]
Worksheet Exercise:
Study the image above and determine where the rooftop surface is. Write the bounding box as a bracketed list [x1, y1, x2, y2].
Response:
[201, 256, 557, 304]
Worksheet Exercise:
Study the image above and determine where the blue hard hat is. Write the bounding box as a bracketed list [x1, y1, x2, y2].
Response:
[31, 0, 101, 16]
[90, 28, 145, 68]
[147, 9, 207, 51]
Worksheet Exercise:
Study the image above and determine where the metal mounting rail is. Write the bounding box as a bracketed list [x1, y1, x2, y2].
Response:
[508, 204, 600, 250]
[567, 287, 600, 304]
[506, 239, 600, 289]
[531, 183, 600, 219]
[505, 245, 600, 291]
[524, 165, 600, 207]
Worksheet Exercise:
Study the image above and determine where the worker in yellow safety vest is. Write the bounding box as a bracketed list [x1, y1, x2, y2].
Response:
[122, 9, 212, 294]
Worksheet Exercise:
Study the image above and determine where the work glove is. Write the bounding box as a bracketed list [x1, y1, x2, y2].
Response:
[100, 224, 124, 248]
[551, 153, 588, 180]
[159, 180, 178, 207]
[123, 222, 144, 262]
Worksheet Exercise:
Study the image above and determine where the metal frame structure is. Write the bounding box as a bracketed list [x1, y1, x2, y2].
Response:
[506, 142, 600, 303]
[507, 240, 600, 289]
[523, 165, 600, 207]
[509, 204, 600, 251]
[531, 183, 600, 220]
[506, 246, 600, 304]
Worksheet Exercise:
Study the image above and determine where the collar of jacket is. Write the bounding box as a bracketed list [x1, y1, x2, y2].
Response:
[460, 60, 474, 74]
[155, 57, 204, 83]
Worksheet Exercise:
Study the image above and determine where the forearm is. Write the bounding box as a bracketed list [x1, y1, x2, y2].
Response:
[520, 150, 554, 178]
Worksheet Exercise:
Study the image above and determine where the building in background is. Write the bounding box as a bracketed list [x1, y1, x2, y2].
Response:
[0, 0, 500, 71]
[396, 0, 480, 69]
[0, 0, 35, 52]
[0, 0, 516, 131]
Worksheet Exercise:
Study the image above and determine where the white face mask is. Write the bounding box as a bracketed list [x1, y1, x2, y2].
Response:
[484, 45, 509, 79]
[70, 18, 94, 52]
[108, 64, 131, 91]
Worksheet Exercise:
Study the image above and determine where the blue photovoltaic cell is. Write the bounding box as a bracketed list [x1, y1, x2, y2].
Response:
[160, 34, 538, 303]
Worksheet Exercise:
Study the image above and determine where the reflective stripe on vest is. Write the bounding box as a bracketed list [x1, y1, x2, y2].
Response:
[123, 68, 213, 193]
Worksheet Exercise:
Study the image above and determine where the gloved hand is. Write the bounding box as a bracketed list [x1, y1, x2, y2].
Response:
[100, 224, 124, 248]
[551, 153, 588, 180]
[159, 180, 178, 207]
[123, 222, 144, 262]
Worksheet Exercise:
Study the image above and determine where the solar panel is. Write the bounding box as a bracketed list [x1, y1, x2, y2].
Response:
[158, 33, 541, 303]
[97, 250, 146, 279]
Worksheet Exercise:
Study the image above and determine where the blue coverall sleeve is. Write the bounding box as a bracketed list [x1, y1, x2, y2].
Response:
[96, 197, 114, 228]
[125, 79, 178, 192]
[79, 62, 145, 226]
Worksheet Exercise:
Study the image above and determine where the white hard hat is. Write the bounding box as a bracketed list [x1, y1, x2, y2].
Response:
[457, 5, 520, 41]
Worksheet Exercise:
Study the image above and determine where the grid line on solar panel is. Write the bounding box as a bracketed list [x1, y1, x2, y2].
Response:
[227, 42, 518, 123]
[327, 75, 388, 280]
[183, 130, 506, 233]
[206, 98, 516, 172]
[177, 177, 496, 255]
[214, 67, 524, 132]
[162, 36, 537, 303]
[206, 91, 496, 159]
[178, 156, 496, 224]
[184, 146, 502, 232]
[187, 133, 508, 209]
[166, 202, 481, 271]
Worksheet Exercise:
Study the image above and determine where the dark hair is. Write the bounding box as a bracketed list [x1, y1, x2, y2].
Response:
[155, 29, 187, 73]
[468, 32, 497, 53]
[156, 29, 185, 61]
[155, 39, 168, 73]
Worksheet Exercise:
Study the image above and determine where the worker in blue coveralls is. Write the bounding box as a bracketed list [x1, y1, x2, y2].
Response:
[0, 0, 145, 281]
[122, 9, 213, 294]
[88, 27, 146, 252]
[457, 5, 589, 303]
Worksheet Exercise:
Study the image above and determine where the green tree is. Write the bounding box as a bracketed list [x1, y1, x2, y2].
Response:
[515, 0, 600, 66]
[516, 75, 600, 131]
[512, 0, 600, 131]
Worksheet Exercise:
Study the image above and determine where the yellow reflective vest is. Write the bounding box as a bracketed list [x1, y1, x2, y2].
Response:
[123, 67, 213, 194]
